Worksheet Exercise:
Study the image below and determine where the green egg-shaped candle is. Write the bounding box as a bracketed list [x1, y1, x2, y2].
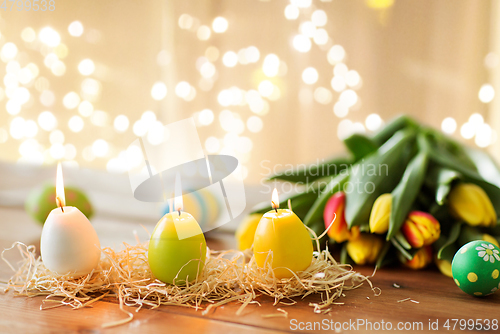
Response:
[452, 240, 500, 297]
[148, 211, 207, 285]
[25, 184, 93, 225]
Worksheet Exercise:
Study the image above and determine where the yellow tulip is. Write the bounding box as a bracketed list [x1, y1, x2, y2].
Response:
[435, 258, 453, 277]
[402, 246, 433, 270]
[482, 234, 500, 248]
[369, 193, 392, 234]
[346, 234, 383, 265]
[235, 213, 263, 250]
[448, 183, 497, 227]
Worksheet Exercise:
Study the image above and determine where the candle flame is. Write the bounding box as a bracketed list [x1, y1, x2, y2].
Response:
[174, 173, 183, 214]
[56, 162, 66, 210]
[271, 188, 279, 210]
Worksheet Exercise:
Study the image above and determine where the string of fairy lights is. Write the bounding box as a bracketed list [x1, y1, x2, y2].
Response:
[0, 0, 496, 177]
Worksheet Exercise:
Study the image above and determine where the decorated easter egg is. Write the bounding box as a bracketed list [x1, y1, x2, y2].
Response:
[451, 240, 500, 297]
[25, 184, 93, 225]
[162, 188, 219, 229]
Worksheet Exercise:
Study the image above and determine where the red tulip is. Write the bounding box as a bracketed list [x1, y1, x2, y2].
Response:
[402, 246, 433, 270]
[324, 192, 359, 243]
[401, 211, 440, 248]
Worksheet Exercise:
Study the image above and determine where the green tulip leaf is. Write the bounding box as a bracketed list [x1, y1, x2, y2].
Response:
[343, 133, 378, 162]
[251, 191, 316, 215]
[463, 147, 500, 189]
[394, 230, 412, 249]
[419, 134, 500, 213]
[428, 167, 462, 205]
[390, 237, 413, 261]
[340, 243, 349, 264]
[345, 128, 415, 228]
[266, 155, 353, 183]
[359, 224, 371, 233]
[387, 151, 429, 240]
[371, 114, 417, 146]
[436, 221, 463, 259]
[436, 184, 451, 204]
[290, 195, 320, 221]
[252, 174, 339, 216]
[458, 224, 486, 247]
[303, 173, 350, 227]
[439, 245, 458, 263]
[375, 241, 393, 269]
[418, 133, 477, 176]
[420, 127, 477, 171]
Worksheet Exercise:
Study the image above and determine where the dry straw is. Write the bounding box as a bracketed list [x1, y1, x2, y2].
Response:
[1, 228, 378, 328]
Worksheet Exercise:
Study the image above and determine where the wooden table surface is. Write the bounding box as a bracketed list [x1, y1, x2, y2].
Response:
[0, 207, 499, 334]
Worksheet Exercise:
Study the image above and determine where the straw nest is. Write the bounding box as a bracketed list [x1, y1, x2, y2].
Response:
[1, 228, 378, 328]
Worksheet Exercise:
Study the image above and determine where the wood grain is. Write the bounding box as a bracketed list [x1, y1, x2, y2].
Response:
[1, 267, 498, 333]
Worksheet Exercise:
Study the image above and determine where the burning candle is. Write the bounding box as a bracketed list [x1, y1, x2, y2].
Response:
[40, 163, 101, 277]
[148, 174, 207, 285]
[253, 188, 313, 278]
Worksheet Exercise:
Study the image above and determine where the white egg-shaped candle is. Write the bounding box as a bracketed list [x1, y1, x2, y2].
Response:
[40, 163, 101, 277]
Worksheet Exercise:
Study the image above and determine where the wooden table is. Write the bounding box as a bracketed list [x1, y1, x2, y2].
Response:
[0, 207, 499, 333]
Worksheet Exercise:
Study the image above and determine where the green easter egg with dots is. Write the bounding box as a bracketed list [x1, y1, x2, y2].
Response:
[25, 184, 94, 225]
[452, 240, 500, 297]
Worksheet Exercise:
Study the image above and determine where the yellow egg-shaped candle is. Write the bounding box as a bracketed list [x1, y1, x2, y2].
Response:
[253, 189, 313, 278]
[148, 211, 207, 285]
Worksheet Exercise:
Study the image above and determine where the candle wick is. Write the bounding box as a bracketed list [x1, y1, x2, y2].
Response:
[178, 209, 181, 216]
[272, 201, 278, 213]
[57, 197, 64, 213]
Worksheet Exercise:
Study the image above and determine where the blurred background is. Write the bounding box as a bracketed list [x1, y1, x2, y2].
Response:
[0, 0, 498, 186]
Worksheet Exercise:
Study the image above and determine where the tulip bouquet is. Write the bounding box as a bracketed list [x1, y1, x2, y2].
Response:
[244, 115, 500, 276]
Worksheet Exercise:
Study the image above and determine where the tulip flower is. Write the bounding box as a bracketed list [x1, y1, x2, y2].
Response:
[482, 234, 500, 248]
[324, 192, 360, 243]
[435, 258, 452, 277]
[448, 183, 497, 227]
[369, 193, 391, 234]
[346, 234, 383, 265]
[401, 211, 440, 248]
[458, 225, 500, 248]
[401, 246, 433, 270]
